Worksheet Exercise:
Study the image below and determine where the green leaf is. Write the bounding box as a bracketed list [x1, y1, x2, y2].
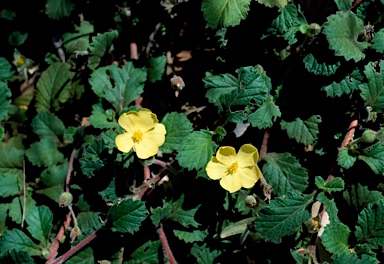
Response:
[35, 62, 74, 112]
[0, 174, 21, 198]
[26, 139, 64, 167]
[355, 200, 384, 249]
[66, 247, 94, 264]
[36, 162, 67, 201]
[281, 115, 321, 145]
[88, 30, 118, 70]
[338, 148, 356, 169]
[248, 95, 281, 129]
[160, 112, 193, 153]
[9, 195, 36, 225]
[317, 192, 339, 224]
[254, 191, 314, 243]
[0, 139, 24, 174]
[360, 62, 384, 112]
[322, 68, 362, 97]
[0, 229, 41, 256]
[25, 206, 53, 246]
[150, 203, 172, 227]
[333, 252, 377, 264]
[372, 28, 384, 53]
[220, 217, 256, 238]
[31, 111, 65, 142]
[343, 184, 384, 211]
[177, 130, 217, 171]
[0, 82, 12, 122]
[334, 0, 353, 11]
[201, 0, 251, 29]
[77, 212, 102, 235]
[190, 243, 221, 264]
[204, 65, 271, 110]
[45, 0, 74, 19]
[321, 223, 351, 255]
[79, 137, 105, 177]
[0, 57, 14, 81]
[174, 229, 208, 243]
[148, 55, 166, 83]
[0, 249, 34, 264]
[89, 104, 119, 129]
[62, 21, 94, 53]
[315, 176, 345, 192]
[358, 142, 384, 174]
[262, 152, 309, 196]
[89, 62, 147, 113]
[127, 241, 161, 264]
[8, 31, 28, 46]
[303, 54, 340, 76]
[0, 204, 9, 234]
[323, 11, 369, 62]
[257, 0, 288, 8]
[99, 178, 119, 202]
[108, 199, 147, 233]
[271, 4, 307, 33]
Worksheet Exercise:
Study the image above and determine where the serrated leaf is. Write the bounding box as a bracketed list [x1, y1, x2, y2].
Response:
[333, 252, 377, 264]
[108, 199, 147, 233]
[322, 68, 362, 97]
[262, 152, 309, 196]
[148, 55, 166, 83]
[0, 204, 9, 234]
[45, 0, 74, 19]
[321, 223, 351, 255]
[0, 229, 41, 256]
[204, 65, 271, 111]
[174, 229, 208, 243]
[62, 21, 94, 53]
[248, 95, 281, 129]
[281, 115, 321, 145]
[190, 244, 221, 264]
[171, 205, 200, 228]
[372, 28, 384, 53]
[26, 139, 64, 167]
[9, 195, 36, 225]
[8, 31, 28, 46]
[271, 4, 306, 33]
[36, 162, 67, 201]
[0, 174, 21, 198]
[317, 192, 339, 224]
[31, 111, 65, 142]
[150, 203, 172, 227]
[254, 191, 314, 243]
[303, 54, 340, 76]
[176, 130, 217, 171]
[257, 0, 288, 8]
[227, 111, 247, 123]
[77, 212, 102, 235]
[334, 0, 353, 11]
[66, 247, 94, 264]
[323, 11, 369, 62]
[201, 0, 251, 29]
[99, 178, 120, 202]
[360, 62, 384, 112]
[127, 240, 161, 264]
[88, 30, 118, 70]
[315, 176, 345, 192]
[35, 62, 74, 112]
[160, 112, 193, 153]
[0, 139, 24, 175]
[89, 62, 146, 113]
[338, 148, 356, 169]
[220, 217, 256, 238]
[358, 142, 384, 174]
[89, 104, 119, 129]
[0, 82, 11, 122]
[343, 184, 384, 211]
[355, 199, 384, 249]
[0, 58, 14, 82]
[0, 249, 34, 264]
[79, 137, 105, 177]
[25, 206, 53, 247]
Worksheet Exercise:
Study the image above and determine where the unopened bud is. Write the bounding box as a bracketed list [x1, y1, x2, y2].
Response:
[170, 76, 185, 91]
[244, 195, 258, 207]
[306, 23, 321, 37]
[59, 192, 73, 207]
[361, 129, 377, 143]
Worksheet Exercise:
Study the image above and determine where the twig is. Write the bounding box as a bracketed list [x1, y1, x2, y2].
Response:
[259, 128, 270, 159]
[66, 149, 77, 192]
[46, 213, 72, 263]
[158, 223, 177, 264]
[21, 160, 26, 229]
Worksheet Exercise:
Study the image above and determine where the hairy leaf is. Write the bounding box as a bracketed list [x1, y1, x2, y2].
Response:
[317, 192, 339, 224]
[281, 115, 321, 145]
[36, 162, 67, 201]
[0, 57, 14, 81]
[77, 212, 102, 235]
[303, 54, 340, 76]
[372, 28, 384, 53]
[201, 0, 251, 29]
[322, 68, 362, 97]
[358, 142, 384, 174]
[174, 229, 208, 243]
[338, 148, 356, 169]
[79, 137, 105, 177]
[262, 152, 309, 196]
[360, 62, 384, 112]
[190, 244, 221, 264]
[271, 4, 306, 33]
[31, 111, 65, 143]
[315, 176, 345, 192]
[0, 138, 24, 175]
[0, 82, 11, 122]
[160, 112, 193, 153]
[99, 178, 119, 202]
[248, 95, 281, 129]
[0, 229, 41, 256]
[257, 0, 288, 8]
[321, 223, 351, 255]
[0, 174, 21, 198]
[45, 0, 74, 19]
[108, 199, 147, 233]
[25, 206, 53, 247]
[66, 247, 94, 264]
[150, 203, 172, 227]
[333, 252, 377, 264]
[323, 11, 369, 62]
[128, 240, 161, 264]
[254, 191, 314, 243]
[0, 249, 34, 264]
[334, 0, 353, 11]
[26, 139, 64, 167]
[62, 20, 94, 53]
[89, 104, 118, 129]
[88, 30, 118, 70]
[0, 204, 9, 234]
[343, 184, 384, 211]
[9, 195, 36, 225]
[148, 55, 166, 83]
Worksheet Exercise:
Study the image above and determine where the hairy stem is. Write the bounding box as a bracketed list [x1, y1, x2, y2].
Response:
[158, 223, 177, 264]
[46, 213, 72, 263]
[259, 128, 270, 159]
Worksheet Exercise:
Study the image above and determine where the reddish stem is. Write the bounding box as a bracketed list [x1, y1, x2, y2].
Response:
[153, 159, 168, 167]
[259, 128, 270, 160]
[158, 223, 177, 264]
[46, 213, 72, 263]
[144, 166, 151, 181]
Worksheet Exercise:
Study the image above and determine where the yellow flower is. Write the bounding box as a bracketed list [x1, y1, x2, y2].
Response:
[206, 144, 261, 193]
[115, 109, 166, 159]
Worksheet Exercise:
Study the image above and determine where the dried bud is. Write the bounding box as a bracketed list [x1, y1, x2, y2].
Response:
[70, 226, 82, 243]
[170, 76, 185, 91]
[361, 129, 377, 143]
[59, 192, 73, 207]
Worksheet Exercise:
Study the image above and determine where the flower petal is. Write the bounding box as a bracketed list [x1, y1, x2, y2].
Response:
[237, 144, 259, 167]
[118, 111, 139, 133]
[220, 174, 242, 193]
[134, 137, 160, 159]
[138, 108, 158, 131]
[145, 123, 166, 147]
[115, 133, 134, 153]
[237, 166, 259, 188]
[216, 146, 237, 166]
[206, 157, 227, 180]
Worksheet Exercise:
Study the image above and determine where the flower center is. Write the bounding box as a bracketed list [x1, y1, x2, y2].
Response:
[227, 161, 239, 174]
[132, 130, 144, 143]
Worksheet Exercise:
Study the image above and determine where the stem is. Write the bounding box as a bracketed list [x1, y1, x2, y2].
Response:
[46, 213, 72, 263]
[158, 223, 177, 264]
[153, 159, 168, 167]
[259, 128, 270, 159]
[66, 149, 77, 192]
[144, 166, 151, 181]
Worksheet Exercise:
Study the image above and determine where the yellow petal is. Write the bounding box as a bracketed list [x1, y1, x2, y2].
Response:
[118, 111, 139, 133]
[138, 108, 158, 131]
[237, 166, 259, 188]
[145, 123, 166, 147]
[134, 137, 160, 159]
[115, 133, 134, 153]
[206, 157, 227, 180]
[216, 146, 237, 166]
[237, 144, 259, 167]
[220, 174, 242, 193]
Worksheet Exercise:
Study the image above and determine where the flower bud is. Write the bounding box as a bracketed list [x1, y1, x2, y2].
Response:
[361, 129, 377, 143]
[59, 192, 73, 207]
[170, 76, 185, 91]
[306, 23, 321, 37]
[244, 195, 258, 207]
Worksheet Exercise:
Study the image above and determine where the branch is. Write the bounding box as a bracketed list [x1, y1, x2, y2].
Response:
[46, 213, 72, 263]
[158, 223, 177, 264]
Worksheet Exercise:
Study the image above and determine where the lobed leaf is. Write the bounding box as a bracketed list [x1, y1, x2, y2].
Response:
[343, 184, 384, 212]
[174, 229, 208, 243]
[62, 20, 94, 53]
[333, 252, 377, 264]
[36, 162, 67, 201]
[88, 30, 118, 70]
[257, 0, 288, 8]
[271, 4, 306, 33]
[89, 103, 119, 129]
[190, 243, 221, 264]
[315, 176, 345, 192]
[0, 174, 21, 198]
[147, 55, 166, 83]
[338, 148, 356, 169]
[334, 0, 353, 11]
[281, 115, 321, 146]
[31, 111, 65, 143]
[0, 249, 34, 264]
[0, 82, 12, 122]
[248, 95, 281, 129]
[160, 112, 193, 153]
[79, 137, 105, 177]
[0, 58, 14, 82]
[26, 139, 64, 167]
[77, 212, 102, 235]
[372, 28, 384, 53]
[322, 68, 362, 97]
[303, 54, 340, 76]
